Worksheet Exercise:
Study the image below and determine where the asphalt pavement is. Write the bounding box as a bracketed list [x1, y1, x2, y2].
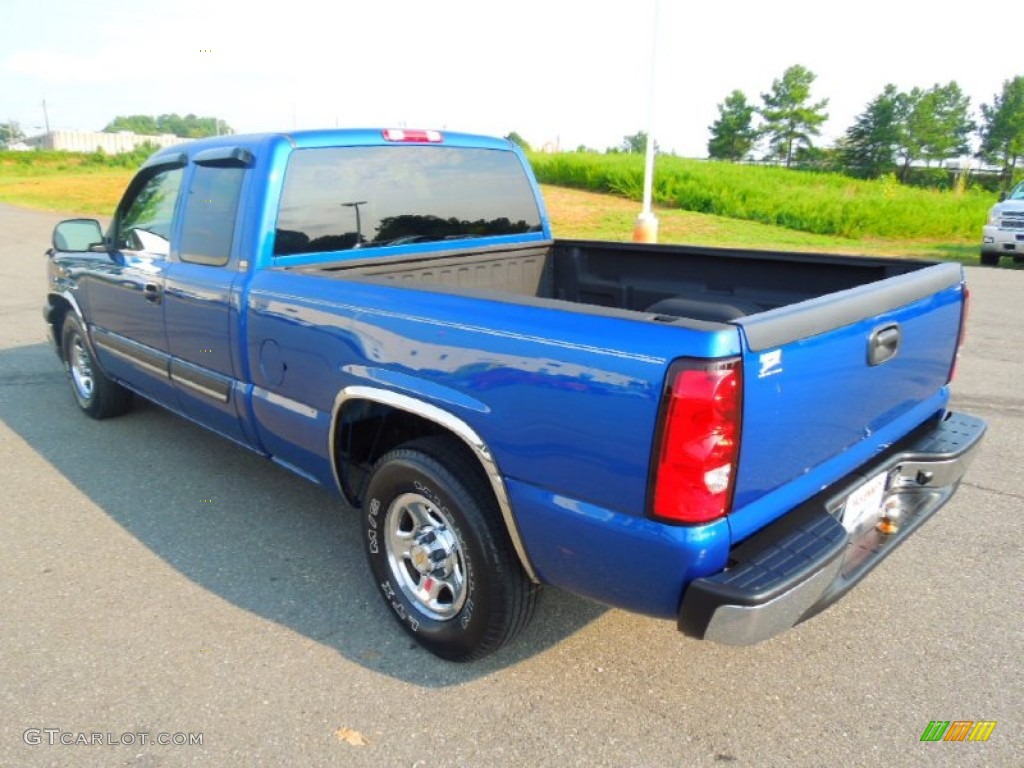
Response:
[0, 203, 1020, 767]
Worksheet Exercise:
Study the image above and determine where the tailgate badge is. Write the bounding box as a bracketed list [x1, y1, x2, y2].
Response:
[758, 350, 783, 379]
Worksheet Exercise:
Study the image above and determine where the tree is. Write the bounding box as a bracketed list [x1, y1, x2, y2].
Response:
[840, 84, 908, 178]
[0, 120, 26, 146]
[894, 83, 975, 179]
[913, 82, 975, 166]
[759, 64, 829, 167]
[979, 75, 1024, 180]
[707, 90, 757, 161]
[104, 115, 158, 134]
[103, 113, 232, 138]
[505, 132, 531, 151]
[618, 130, 657, 154]
[893, 87, 926, 180]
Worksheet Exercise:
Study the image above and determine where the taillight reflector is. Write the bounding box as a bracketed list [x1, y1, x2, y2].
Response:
[382, 129, 443, 143]
[650, 359, 742, 524]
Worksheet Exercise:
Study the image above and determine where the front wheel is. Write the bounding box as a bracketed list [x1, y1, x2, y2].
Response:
[61, 314, 132, 419]
[980, 251, 1000, 266]
[361, 437, 535, 661]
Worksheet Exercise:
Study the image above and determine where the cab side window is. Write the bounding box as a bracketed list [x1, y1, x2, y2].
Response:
[179, 165, 246, 267]
[116, 167, 185, 256]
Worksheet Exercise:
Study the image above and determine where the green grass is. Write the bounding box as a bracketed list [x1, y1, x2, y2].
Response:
[530, 152, 994, 241]
[0, 169, 133, 214]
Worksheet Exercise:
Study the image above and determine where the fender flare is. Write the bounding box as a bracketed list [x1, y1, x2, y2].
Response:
[46, 290, 85, 324]
[45, 291, 87, 360]
[329, 385, 539, 583]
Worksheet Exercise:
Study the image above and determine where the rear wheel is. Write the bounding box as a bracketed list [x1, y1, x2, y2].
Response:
[361, 436, 535, 661]
[980, 251, 1000, 266]
[61, 314, 132, 419]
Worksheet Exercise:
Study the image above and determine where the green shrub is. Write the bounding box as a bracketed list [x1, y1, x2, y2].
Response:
[902, 167, 953, 190]
[529, 153, 991, 240]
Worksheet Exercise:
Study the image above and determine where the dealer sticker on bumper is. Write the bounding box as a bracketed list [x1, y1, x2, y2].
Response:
[842, 471, 888, 532]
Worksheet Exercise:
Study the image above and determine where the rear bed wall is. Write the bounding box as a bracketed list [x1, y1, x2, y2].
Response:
[296, 241, 933, 323]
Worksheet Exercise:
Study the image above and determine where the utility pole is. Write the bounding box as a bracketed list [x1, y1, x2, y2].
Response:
[633, 0, 660, 243]
[42, 98, 51, 135]
[342, 201, 367, 247]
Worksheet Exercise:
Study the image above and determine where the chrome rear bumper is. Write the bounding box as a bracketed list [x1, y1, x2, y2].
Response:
[678, 411, 986, 645]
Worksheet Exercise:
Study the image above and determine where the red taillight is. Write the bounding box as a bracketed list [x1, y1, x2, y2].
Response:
[949, 284, 970, 382]
[382, 128, 443, 143]
[650, 359, 742, 524]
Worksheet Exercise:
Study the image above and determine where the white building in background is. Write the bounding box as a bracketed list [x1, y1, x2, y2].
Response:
[22, 130, 188, 154]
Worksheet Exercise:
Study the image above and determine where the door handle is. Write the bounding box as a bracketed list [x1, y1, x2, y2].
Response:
[143, 282, 163, 304]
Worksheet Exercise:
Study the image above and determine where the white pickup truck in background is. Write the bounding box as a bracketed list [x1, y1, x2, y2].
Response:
[981, 180, 1024, 266]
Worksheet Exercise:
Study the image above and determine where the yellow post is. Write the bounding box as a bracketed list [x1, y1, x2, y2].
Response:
[633, 211, 659, 243]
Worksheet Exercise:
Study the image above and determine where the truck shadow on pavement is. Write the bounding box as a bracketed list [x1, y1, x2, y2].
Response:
[0, 342, 608, 686]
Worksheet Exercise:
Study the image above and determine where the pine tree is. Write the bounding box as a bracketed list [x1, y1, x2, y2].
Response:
[759, 65, 829, 167]
[840, 85, 907, 178]
[708, 90, 758, 161]
[915, 82, 975, 165]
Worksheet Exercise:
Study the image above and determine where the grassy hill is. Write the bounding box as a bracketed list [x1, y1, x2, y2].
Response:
[530, 152, 993, 241]
[540, 185, 979, 263]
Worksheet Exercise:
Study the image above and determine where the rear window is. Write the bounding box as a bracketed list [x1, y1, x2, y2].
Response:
[274, 146, 542, 256]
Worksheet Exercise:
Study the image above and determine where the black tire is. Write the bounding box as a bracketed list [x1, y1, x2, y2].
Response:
[1013, 255, 1024, 264]
[362, 436, 536, 661]
[61, 314, 132, 419]
[980, 251, 1000, 266]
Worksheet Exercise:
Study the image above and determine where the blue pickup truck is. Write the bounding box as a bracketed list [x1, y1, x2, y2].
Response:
[45, 129, 985, 660]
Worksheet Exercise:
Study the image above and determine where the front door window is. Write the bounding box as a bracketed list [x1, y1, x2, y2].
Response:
[116, 168, 184, 256]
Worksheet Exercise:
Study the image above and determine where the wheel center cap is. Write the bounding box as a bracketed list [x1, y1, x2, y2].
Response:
[411, 527, 455, 577]
[411, 546, 432, 574]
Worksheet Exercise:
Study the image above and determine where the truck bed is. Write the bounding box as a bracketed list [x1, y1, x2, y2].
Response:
[294, 240, 936, 325]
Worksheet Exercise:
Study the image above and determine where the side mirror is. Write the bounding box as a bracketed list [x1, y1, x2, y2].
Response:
[52, 219, 105, 252]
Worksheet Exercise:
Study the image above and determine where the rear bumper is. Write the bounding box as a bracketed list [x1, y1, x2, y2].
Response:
[678, 411, 986, 645]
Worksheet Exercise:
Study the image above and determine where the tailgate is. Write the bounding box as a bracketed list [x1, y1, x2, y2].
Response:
[729, 262, 965, 542]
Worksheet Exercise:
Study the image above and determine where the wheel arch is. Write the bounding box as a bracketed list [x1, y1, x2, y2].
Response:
[330, 385, 539, 583]
[45, 291, 85, 362]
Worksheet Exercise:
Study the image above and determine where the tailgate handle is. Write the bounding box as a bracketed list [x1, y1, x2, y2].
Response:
[868, 324, 901, 366]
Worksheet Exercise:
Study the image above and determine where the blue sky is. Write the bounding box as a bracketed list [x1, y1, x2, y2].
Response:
[2, 0, 1020, 157]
